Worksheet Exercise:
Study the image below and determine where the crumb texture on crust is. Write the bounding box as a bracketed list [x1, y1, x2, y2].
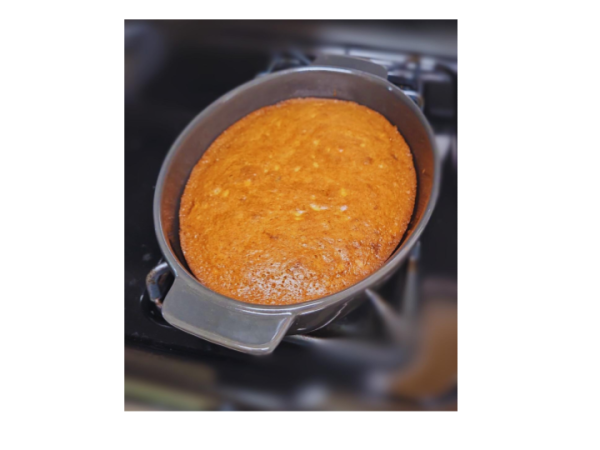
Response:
[179, 98, 417, 305]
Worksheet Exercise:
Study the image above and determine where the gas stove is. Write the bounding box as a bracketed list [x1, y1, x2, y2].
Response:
[125, 21, 457, 411]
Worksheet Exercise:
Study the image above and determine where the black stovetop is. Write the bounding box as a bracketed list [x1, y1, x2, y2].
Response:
[125, 21, 457, 410]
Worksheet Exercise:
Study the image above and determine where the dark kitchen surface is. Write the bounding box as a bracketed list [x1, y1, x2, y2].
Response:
[125, 20, 457, 410]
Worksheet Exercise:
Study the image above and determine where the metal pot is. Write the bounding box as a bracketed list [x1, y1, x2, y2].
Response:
[152, 56, 440, 355]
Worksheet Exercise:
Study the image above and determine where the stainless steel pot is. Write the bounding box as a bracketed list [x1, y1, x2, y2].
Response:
[152, 56, 440, 355]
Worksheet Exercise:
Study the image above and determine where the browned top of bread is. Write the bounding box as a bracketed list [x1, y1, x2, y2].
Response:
[179, 98, 416, 305]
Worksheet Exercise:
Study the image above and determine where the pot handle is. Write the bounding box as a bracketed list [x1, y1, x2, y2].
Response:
[312, 54, 388, 79]
[161, 276, 294, 355]
[312, 54, 424, 109]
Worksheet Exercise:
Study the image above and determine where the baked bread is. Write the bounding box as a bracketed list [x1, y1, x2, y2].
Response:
[179, 98, 416, 305]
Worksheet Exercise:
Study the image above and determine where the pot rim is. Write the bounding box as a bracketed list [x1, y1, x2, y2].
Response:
[153, 65, 441, 315]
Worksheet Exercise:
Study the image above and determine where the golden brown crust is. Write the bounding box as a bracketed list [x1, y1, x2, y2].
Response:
[179, 98, 416, 305]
